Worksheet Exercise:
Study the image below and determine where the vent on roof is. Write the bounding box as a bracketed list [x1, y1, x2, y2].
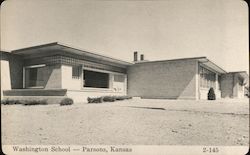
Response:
[134, 51, 138, 62]
[133, 51, 149, 63]
[140, 54, 144, 61]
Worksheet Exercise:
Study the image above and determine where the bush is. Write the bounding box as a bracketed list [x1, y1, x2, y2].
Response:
[115, 96, 132, 100]
[1, 99, 48, 105]
[1, 99, 22, 105]
[87, 97, 103, 103]
[103, 96, 116, 102]
[60, 98, 74, 106]
[22, 100, 48, 106]
[87, 95, 132, 103]
[208, 87, 216, 100]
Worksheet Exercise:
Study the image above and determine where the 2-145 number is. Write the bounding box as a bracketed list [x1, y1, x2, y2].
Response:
[203, 147, 219, 153]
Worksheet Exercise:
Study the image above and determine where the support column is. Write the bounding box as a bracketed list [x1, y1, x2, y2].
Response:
[109, 74, 114, 90]
[1, 60, 11, 98]
[195, 61, 200, 100]
[124, 75, 128, 95]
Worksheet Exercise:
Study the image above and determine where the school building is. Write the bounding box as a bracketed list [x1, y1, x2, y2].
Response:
[0, 42, 248, 102]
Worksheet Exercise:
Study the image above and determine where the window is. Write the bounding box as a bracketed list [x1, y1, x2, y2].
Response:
[114, 74, 125, 82]
[72, 66, 81, 79]
[218, 75, 221, 90]
[25, 65, 46, 88]
[83, 70, 109, 88]
[199, 66, 216, 88]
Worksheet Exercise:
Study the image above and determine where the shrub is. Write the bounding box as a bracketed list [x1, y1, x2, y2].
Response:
[208, 87, 216, 100]
[22, 100, 48, 106]
[1, 99, 22, 105]
[116, 96, 132, 100]
[87, 97, 103, 103]
[103, 96, 116, 102]
[87, 95, 132, 103]
[60, 98, 74, 106]
[1, 99, 49, 105]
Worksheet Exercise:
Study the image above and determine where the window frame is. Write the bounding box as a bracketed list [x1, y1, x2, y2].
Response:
[82, 67, 126, 90]
[199, 66, 216, 89]
[72, 65, 82, 79]
[23, 64, 46, 89]
[83, 69, 110, 89]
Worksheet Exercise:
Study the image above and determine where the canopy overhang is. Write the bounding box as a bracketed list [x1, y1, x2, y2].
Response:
[229, 71, 249, 84]
[198, 57, 227, 74]
[11, 42, 133, 67]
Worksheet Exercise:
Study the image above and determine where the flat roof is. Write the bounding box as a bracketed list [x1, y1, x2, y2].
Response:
[197, 57, 227, 74]
[10, 42, 246, 75]
[11, 42, 133, 67]
[228, 71, 249, 80]
[135, 56, 227, 74]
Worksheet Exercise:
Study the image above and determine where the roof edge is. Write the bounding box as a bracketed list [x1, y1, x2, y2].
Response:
[11, 42, 59, 53]
[134, 56, 207, 64]
[11, 42, 133, 66]
[228, 71, 248, 74]
[55, 42, 133, 65]
[201, 58, 227, 74]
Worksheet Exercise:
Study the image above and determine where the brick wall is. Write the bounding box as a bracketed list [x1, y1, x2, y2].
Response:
[44, 64, 62, 89]
[0, 52, 62, 90]
[127, 59, 198, 100]
[61, 65, 82, 90]
[61, 64, 127, 102]
[221, 74, 234, 98]
[1, 52, 24, 90]
[9, 55, 24, 88]
[1, 60, 11, 98]
[220, 73, 246, 98]
[67, 90, 127, 103]
[24, 55, 127, 73]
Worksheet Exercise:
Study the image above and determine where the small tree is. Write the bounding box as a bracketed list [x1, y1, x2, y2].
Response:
[60, 98, 74, 106]
[208, 87, 216, 100]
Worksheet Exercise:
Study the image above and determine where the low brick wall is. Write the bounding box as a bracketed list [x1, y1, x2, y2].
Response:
[66, 89, 127, 103]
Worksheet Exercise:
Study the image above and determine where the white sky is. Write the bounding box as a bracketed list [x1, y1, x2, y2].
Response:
[1, 0, 248, 73]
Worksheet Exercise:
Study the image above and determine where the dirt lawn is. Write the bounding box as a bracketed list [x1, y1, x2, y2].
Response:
[1, 99, 249, 145]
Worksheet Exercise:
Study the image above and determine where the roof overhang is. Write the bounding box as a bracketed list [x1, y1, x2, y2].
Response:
[237, 71, 249, 80]
[230, 71, 249, 83]
[197, 57, 227, 74]
[11, 42, 133, 67]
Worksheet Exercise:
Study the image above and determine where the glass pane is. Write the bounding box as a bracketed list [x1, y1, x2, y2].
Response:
[25, 67, 46, 88]
[72, 66, 81, 79]
[199, 66, 217, 88]
[83, 70, 109, 88]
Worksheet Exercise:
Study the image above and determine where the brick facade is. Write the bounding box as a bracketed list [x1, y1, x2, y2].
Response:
[221, 73, 245, 98]
[43, 64, 62, 89]
[127, 59, 198, 100]
[1, 52, 23, 89]
[61, 64, 127, 102]
[1, 43, 248, 102]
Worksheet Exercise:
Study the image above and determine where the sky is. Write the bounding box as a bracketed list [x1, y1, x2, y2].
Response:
[1, 0, 248, 73]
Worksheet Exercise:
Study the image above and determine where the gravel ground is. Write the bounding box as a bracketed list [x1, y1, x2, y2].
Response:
[1, 99, 249, 145]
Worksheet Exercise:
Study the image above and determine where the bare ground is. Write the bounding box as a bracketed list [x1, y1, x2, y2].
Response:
[1, 99, 249, 145]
